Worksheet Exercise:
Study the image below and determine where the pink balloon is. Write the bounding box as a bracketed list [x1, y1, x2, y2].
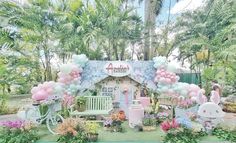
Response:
[46, 88, 53, 94]
[191, 96, 197, 102]
[58, 78, 65, 83]
[156, 70, 161, 74]
[189, 91, 197, 97]
[160, 68, 165, 72]
[32, 92, 47, 101]
[47, 81, 55, 87]
[190, 84, 200, 92]
[159, 77, 166, 83]
[165, 78, 171, 84]
[160, 72, 165, 77]
[37, 90, 48, 97]
[31, 87, 39, 94]
[38, 84, 43, 89]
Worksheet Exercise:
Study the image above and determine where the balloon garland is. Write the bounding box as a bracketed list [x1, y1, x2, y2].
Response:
[31, 54, 88, 107]
[153, 56, 204, 108]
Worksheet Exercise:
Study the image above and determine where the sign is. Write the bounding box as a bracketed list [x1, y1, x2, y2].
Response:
[104, 61, 132, 77]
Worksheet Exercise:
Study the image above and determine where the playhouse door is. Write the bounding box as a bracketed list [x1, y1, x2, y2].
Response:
[119, 87, 133, 118]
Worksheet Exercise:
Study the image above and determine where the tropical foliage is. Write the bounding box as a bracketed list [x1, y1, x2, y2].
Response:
[173, 0, 236, 92]
[0, 0, 142, 95]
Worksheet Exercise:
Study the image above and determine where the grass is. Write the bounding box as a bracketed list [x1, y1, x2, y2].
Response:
[36, 122, 227, 143]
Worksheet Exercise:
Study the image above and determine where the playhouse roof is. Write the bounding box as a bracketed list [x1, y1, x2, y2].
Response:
[80, 61, 157, 90]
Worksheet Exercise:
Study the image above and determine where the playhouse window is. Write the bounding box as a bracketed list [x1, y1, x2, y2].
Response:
[102, 87, 114, 96]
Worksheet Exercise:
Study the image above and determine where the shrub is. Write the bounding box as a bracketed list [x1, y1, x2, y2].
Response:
[212, 127, 236, 142]
[56, 118, 88, 143]
[163, 127, 207, 143]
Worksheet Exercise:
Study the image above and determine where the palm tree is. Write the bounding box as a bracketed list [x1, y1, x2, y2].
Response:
[143, 0, 163, 60]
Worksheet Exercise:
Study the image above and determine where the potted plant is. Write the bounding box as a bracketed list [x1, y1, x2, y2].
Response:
[142, 114, 156, 131]
[85, 122, 99, 142]
[76, 96, 86, 111]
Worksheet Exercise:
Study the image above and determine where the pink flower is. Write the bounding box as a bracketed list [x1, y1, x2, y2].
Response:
[0, 120, 24, 128]
[161, 121, 171, 132]
[160, 119, 180, 132]
[170, 118, 179, 128]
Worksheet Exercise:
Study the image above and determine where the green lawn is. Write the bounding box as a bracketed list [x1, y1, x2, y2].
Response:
[36, 122, 227, 143]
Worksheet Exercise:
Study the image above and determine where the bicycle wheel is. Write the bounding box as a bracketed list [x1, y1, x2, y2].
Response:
[46, 113, 64, 134]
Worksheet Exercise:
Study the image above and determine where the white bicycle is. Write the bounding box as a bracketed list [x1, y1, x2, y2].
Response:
[25, 99, 64, 134]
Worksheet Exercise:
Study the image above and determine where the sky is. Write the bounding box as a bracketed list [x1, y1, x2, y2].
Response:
[136, 0, 205, 25]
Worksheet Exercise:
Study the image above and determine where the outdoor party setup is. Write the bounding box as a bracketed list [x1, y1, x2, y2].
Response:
[18, 54, 225, 141]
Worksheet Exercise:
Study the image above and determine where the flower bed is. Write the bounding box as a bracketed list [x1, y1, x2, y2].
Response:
[0, 120, 39, 143]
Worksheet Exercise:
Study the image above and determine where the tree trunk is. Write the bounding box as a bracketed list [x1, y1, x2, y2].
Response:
[44, 45, 52, 81]
[36, 46, 42, 82]
[144, 0, 158, 60]
[107, 40, 111, 60]
[120, 46, 125, 60]
[43, 31, 52, 81]
[112, 40, 119, 60]
[131, 44, 135, 60]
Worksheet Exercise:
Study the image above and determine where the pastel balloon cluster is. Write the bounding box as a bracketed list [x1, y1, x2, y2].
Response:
[31, 81, 63, 101]
[31, 54, 88, 105]
[57, 64, 82, 85]
[153, 56, 202, 108]
[154, 69, 180, 85]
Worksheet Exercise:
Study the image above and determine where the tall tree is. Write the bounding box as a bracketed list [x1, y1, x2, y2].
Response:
[144, 0, 163, 60]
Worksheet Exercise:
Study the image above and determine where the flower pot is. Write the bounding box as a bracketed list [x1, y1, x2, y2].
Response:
[87, 133, 98, 142]
[112, 126, 123, 132]
[143, 126, 156, 131]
